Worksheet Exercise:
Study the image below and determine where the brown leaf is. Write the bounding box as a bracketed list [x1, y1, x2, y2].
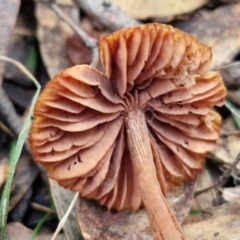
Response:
[210, 117, 240, 171]
[191, 167, 218, 209]
[227, 89, 240, 107]
[183, 202, 240, 240]
[9, 155, 38, 211]
[177, 4, 240, 68]
[66, 34, 92, 66]
[66, 18, 105, 67]
[77, 180, 196, 239]
[6, 222, 66, 240]
[56, 0, 76, 7]
[3, 81, 34, 108]
[0, 0, 20, 86]
[222, 187, 240, 203]
[35, 3, 78, 78]
[50, 180, 82, 240]
[217, 62, 240, 88]
[111, 0, 208, 21]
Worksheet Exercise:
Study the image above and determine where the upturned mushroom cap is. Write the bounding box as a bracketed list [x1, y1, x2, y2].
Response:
[29, 23, 226, 211]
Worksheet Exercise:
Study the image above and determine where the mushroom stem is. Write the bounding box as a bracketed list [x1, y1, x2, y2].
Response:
[126, 108, 185, 240]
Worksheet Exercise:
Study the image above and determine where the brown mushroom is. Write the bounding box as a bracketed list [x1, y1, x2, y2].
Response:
[29, 23, 226, 240]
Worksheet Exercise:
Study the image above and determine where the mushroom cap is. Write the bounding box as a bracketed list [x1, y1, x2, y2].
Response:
[29, 23, 226, 211]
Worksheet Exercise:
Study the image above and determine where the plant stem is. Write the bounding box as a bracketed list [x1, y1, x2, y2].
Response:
[126, 108, 185, 240]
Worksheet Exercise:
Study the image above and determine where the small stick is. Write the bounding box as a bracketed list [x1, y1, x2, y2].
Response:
[73, 0, 140, 31]
[195, 152, 240, 196]
[0, 121, 15, 138]
[220, 130, 240, 137]
[31, 202, 56, 214]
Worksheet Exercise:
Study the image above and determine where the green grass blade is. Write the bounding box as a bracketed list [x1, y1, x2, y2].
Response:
[26, 46, 37, 70]
[225, 99, 240, 129]
[0, 56, 41, 240]
[31, 206, 53, 240]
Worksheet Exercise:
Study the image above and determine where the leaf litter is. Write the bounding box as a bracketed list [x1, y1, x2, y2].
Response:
[1, 1, 240, 240]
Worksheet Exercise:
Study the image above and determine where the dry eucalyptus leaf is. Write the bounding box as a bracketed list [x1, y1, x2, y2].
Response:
[167, 179, 196, 223]
[56, 0, 76, 7]
[177, 3, 240, 68]
[227, 89, 240, 107]
[182, 202, 240, 240]
[217, 62, 240, 88]
[77, 180, 196, 240]
[222, 187, 240, 203]
[35, 2, 78, 78]
[9, 155, 38, 211]
[0, 0, 20, 86]
[66, 18, 105, 69]
[111, 0, 208, 21]
[191, 167, 218, 209]
[4, 34, 36, 86]
[50, 180, 81, 240]
[6, 222, 66, 240]
[210, 117, 240, 170]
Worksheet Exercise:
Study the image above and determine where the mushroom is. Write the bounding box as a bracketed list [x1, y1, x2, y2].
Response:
[29, 23, 226, 240]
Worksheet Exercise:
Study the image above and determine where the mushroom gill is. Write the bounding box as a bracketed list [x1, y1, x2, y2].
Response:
[29, 23, 226, 239]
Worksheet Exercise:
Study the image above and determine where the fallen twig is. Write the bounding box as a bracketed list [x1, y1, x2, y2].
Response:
[0, 121, 15, 138]
[195, 152, 240, 196]
[220, 130, 240, 137]
[73, 0, 140, 31]
[31, 202, 56, 214]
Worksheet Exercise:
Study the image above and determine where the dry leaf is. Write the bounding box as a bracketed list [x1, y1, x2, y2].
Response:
[112, 0, 208, 21]
[0, 0, 20, 86]
[227, 89, 240, 107]
[4, 6, 36, 85]
[77, 180, 196, 240]
[66, 34, 92, 65]
[35, 3, 78, 78]
[66, 18, 104, 67]
[222, 187, 240, 203]
[50, 180, 81, 240]
[183, 202, 240, 239]
[210, 117, 240, 171]
[56, 0, 76, 7]
[217, 62, 240, 88]
[191, 168, 218, 209]
[3, 81, 34, 109]
[216, 62, 240, 106]
[177, 3, 240, 68]
[9, 155, 38, 211]
[6, 222, 66, 240]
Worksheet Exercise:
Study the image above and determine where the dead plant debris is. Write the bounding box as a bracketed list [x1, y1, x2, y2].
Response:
[1, 1, 240, 240]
